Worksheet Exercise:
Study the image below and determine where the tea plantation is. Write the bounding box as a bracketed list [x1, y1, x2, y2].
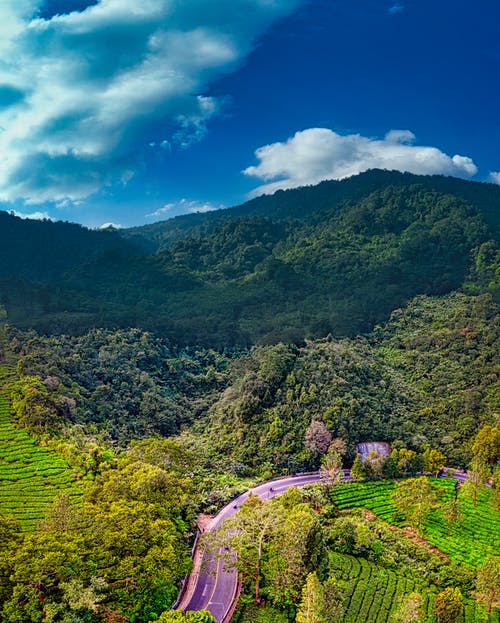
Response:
[329, 551, 499, 623]
[331, 478, 500, 567]
[0, 366, 82, 529]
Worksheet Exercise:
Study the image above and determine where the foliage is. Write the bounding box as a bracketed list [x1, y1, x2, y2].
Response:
[7, 327, 232, 444]
[0, 439, 196, 622]
[295, 572, 328, 623]
[475, 556, 500, 620]
[390, 592, 425, 623]
[472, 425, 500, 465]
[433, 587, 463, 623]
[1, 171, 499, 347]
[391, 478, 441, 531]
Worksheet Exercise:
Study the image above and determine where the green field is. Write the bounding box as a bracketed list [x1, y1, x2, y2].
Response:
[329, 551, 499, 623]
[331, 478, 500, 567]
[0, 366, 82, 529]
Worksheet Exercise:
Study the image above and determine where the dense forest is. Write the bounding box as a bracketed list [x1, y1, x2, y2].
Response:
[0, 170, 498, 344]
[0, 171, 499, 622]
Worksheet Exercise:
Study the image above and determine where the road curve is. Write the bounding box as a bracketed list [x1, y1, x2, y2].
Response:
[178, 472, 323, 622]
[177, 468, 468, 622]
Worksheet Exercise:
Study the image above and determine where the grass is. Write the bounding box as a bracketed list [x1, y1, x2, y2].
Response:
[0, 365, 83, 530]
[331, 478, 500, 567]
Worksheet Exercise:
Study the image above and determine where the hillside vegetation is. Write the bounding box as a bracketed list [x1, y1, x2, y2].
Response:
[0, 170, 498, 345]
[0, 366, 82, 529]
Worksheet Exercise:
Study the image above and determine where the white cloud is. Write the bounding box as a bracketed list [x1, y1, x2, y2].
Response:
[489, 172, 500, 185]
[146, 198, 225, 219]
[244, 128, 478, 197]
[11, 209, 53, 220]
[98, 222, 122, 229]
[0, 0, 300, 205]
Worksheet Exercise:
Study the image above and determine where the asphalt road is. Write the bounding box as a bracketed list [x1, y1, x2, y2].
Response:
[181, 472, 323, 621]
[180, 468, 468, 622]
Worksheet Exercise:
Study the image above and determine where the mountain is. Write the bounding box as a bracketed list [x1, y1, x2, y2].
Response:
[0, 170, 498, 345]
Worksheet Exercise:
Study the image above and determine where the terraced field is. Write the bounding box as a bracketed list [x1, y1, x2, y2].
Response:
[329, 551, 499, 623]
[331, 478, 500, 567]
[0, 366, 82, 529]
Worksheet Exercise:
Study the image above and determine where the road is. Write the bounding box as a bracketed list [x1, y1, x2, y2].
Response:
[178, 472, 323, 621]
[177, 468, 467, 622]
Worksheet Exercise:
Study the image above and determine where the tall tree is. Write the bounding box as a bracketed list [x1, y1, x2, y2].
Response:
[296, 572, 328, 623]
[463, 458, 490, 506]
[213, 494, 279, 604]
[304, 420, 332, 458]
[319, 443, 343, 494]
[472, 425, 500, 465]
[391, 477, 440, 531]
[422, 448, 447, 476]
[474, 556, 500, 621]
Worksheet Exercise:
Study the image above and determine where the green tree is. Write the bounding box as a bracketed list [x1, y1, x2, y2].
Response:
[474, 556, 500, 621]
[422, 448, 447, 476]
[441, 498, 462, 535]
[463, 458, 490, 506]
[213, 494, 279, 604]
[397, 448, 419, 475]
[319, 444, 343, 494]
[391, 477, 440, 531]
[265, 503, 324, 607]
[351, 453, 367, 481]
[472, 425, 500, 465]
[323, 574, 345, 620]
[296, 572, 328, 623]
[490, 468, 500, 512]
[433, 587, 463, 623]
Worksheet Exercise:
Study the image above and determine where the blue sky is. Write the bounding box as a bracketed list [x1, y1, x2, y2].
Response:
[1, 0, 499, 228]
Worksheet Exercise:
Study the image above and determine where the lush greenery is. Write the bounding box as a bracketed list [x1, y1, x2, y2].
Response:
[0, 171, 499, 622]
[6, 327, 233, 443]
[2, 289, 497, 473]
[0, 436, 199, 622]
[0, 366, 82, 529]
[229, 477, 499, 623]
[199, 291, 499, 470]
[1, 170, 498, 345]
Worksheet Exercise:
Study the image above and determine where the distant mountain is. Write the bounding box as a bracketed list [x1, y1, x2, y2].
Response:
[121, 169, 500, 252]
[0, 170, 498, 345]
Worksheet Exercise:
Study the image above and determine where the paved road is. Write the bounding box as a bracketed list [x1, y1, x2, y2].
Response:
[179, 468, 468, 622]
[180, 472, 323, 621]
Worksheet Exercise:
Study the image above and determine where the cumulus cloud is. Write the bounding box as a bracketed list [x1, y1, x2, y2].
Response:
[11, 209, 54, 220]
[489, 172, 500, 185]
[244, 128, 478, 197]
[0, 0, 299, 205]
[146, 198, 224, 219]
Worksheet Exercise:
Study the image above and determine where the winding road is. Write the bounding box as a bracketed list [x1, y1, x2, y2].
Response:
[176, 468, 468, 622]
[177, 472, 326, 621]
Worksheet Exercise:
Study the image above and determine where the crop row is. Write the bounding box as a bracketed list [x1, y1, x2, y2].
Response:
[329, 551, 498, 623]
[332, 478, 499, 567]
[0, 373, 82, 529]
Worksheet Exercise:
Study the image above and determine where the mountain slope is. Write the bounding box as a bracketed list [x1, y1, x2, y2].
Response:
[0, 171, 498, 345]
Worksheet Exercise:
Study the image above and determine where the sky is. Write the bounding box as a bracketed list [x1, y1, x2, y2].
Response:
[0, 0, 499, 228]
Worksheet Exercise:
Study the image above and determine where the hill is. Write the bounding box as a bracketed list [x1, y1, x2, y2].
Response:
[0, 170, 498, 345]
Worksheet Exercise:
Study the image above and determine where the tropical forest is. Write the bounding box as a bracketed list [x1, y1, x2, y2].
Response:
[0, 169, 498, 623]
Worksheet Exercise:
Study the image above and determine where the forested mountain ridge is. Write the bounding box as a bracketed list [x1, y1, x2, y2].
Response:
[121, 169, 500, 252]
[0, 170, 498, 345]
